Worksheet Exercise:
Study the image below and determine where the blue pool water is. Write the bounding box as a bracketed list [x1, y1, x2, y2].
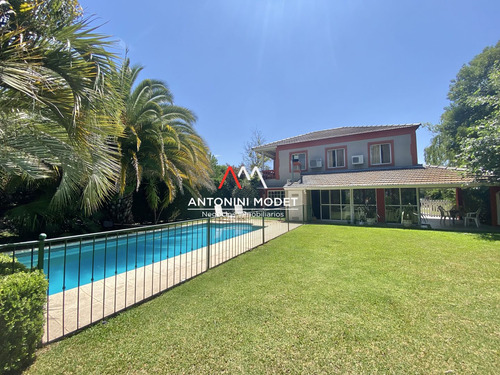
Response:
[16, 222, 259, 295]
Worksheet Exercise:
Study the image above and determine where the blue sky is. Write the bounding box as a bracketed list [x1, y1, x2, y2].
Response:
[80, 0, 500, 166]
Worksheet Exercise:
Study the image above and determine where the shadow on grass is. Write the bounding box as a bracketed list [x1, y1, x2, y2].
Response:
[472, 232, 500, 242]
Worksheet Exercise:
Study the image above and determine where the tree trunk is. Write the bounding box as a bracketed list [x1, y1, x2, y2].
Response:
[109, 193, 134, 224]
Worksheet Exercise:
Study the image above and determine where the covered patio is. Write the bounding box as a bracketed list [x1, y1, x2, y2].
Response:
[400, 215, 500, 232]
[284, 165, 500, 230]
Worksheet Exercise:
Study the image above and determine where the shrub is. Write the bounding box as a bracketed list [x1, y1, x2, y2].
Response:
[0, 254, 48, 374]
[0, 253, 27, 275]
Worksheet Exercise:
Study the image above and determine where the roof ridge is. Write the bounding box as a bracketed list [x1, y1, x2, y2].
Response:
[425, 164, 469, 171]
[255, 123, 421, 149]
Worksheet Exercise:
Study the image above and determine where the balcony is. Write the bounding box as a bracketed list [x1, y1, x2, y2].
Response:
[262, 169, 276, 180]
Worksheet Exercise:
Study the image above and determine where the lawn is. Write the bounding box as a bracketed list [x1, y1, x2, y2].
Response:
[26, 226, 499, 374]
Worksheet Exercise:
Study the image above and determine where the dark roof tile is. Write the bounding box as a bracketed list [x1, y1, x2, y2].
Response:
[285, 166, 480, 188]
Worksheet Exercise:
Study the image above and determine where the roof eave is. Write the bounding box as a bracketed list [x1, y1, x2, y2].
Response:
[252, 145, 276, 158]
[284, 182, 488, 190]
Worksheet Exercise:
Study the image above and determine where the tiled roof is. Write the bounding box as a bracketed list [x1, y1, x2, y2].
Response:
[285, 166, 482, 189]
[254, 124, 420, 150]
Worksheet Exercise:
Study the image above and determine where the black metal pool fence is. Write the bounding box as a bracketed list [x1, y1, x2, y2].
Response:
[0, 210, 301, 343]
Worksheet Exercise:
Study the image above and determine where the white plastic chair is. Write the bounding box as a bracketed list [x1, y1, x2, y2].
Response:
[464, 208, 480, 228]
[214, 204, 224, 218]
[234, 204, 250, 217]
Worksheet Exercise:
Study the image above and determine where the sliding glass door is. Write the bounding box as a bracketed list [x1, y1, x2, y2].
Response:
[311, 190, 351, 221]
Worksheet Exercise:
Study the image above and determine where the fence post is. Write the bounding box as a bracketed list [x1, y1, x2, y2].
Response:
[37, 233, 47, 270]
[206, 218, 211, 270]
[287, 207, 290, 232]
[262, 210, 265, 244]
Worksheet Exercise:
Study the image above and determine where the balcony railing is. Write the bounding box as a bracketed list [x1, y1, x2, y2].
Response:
[262, 169, 275, 179]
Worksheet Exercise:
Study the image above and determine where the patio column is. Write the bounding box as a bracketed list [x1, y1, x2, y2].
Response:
[350, 188, 355, 223]
[416, 188, 421, 225]
[489, 187, 500, 227]
[455, 188, 464, 209]
[273, 156, 280, 180]
[376, 189, 385, 223]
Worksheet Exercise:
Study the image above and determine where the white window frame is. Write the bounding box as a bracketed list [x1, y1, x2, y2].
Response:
[370, 143, 392, 165]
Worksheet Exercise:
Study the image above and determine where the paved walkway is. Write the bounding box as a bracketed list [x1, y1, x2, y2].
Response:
[422, 216, 500, 232]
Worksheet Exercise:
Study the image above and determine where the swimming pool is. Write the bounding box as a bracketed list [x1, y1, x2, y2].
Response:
[15, 222, 259, 295]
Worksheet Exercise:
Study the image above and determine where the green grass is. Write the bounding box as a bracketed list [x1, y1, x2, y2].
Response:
[27, 226, 499, 374]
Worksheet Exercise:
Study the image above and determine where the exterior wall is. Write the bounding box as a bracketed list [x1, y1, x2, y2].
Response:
[285, 189, 305, 222]
[275, 132, 415, 182]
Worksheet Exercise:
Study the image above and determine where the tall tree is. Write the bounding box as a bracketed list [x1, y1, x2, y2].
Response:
[0, 0, 122, 214]
[116, 60, 214, 223]
[243, 129, 270, 170]
[425, 41, 500, 180]
[458, 68, 500, 180]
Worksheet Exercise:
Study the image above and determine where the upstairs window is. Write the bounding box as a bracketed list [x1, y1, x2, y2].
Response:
[370, 143, 392, 165]
[327, 148, 346, 168]
[290, 152, 307, 171]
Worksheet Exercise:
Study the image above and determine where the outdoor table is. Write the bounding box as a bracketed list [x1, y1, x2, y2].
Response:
[449, 209, 459, 223]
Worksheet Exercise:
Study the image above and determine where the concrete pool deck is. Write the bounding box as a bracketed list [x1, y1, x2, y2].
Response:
[43, 219, 301, 342]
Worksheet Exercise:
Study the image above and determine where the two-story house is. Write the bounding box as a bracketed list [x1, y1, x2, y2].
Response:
[254, 123, 500, 226]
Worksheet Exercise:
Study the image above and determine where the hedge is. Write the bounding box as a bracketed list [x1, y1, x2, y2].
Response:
[0, 253, 27, 275]
[0, 253, 48, 374]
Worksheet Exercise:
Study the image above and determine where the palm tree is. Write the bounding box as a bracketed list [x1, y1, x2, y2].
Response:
[116, 60, 213, 223]
[0, 1, 122, 215]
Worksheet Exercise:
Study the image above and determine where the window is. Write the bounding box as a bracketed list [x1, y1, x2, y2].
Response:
[290, 152, 307, 171]
[267, 190, 285, 200]
[370, 143, 392, 165]
[327, 148, 346, 168]
[267, 190, 285, 207]
[316, 189, 351, 221]
[384, 188, 418, 224]
[353, 189, 377, 221]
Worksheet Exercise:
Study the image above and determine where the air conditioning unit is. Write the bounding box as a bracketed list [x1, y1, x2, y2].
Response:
[352, 155, 364, 165]
[310, 159, 322, 168]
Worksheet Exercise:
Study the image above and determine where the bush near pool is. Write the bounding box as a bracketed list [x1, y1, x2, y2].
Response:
[0, 253, 48, 374]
